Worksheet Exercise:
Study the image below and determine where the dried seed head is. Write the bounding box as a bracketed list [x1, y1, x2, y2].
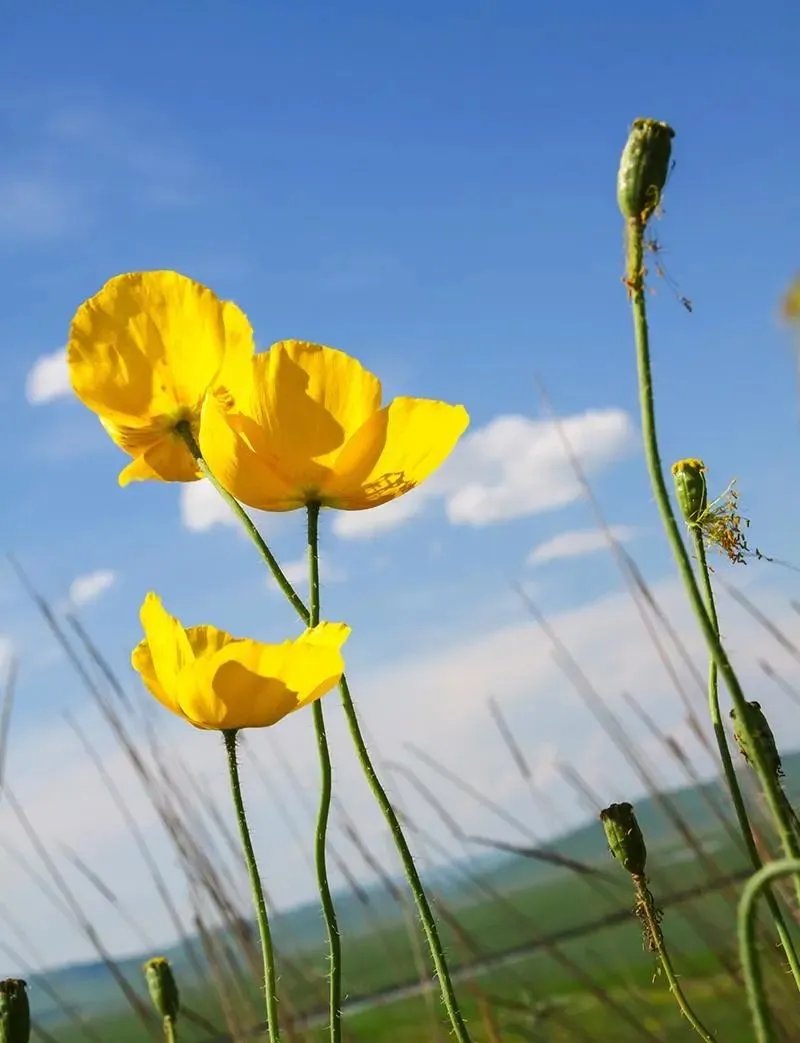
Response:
[600, 802, 647, 877]
[730, 702, 783, 779]
[143, 957, 179, 1023]
[0, 980, 30, 1043]
[672, 458, 708, 525]
[617, 118, 675, 225]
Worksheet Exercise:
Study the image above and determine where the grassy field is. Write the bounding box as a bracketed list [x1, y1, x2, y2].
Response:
[40, 770, 800, 1041]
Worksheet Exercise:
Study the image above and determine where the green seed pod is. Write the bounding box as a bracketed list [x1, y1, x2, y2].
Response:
[143, 957, 179, 1023]
[600, 802, 647, 877]
[617, 118, 675, 224]
[0, 979, 30, 1043]
[731, 702, 783, 778]
[671, 458, 708, 525]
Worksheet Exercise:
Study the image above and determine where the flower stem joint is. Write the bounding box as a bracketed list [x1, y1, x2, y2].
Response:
[730, 702, 784, 779]
[0, 979, 30, 1043]
[600, 802, 648, 877]
[617, 118, 676, 225]
[671, 458, 708, 525]
[144, 957, 180, 1023]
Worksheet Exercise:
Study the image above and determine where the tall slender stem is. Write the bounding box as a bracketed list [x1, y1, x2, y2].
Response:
[223, 730, 282, 1043]
[692, 531, 800, 989]
[307, 502, 343, 1043]
[179, 433, 473, 1041]
[632, 876, 717, 1043]
[337, 673, 474, 1043]
[624, 218, 800, 871]
[163, 1017, 177, 1043]
[740, 860, 800, 1043]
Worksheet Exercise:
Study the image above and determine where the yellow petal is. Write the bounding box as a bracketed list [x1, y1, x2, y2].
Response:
[131, 639, 182, 717]
[200, 388, 305, 510]
[176, 623, 350, 730]
[324, 398, 469, 508]
[68, 270, 254, 428]
[136, 593, 196, 717]
[114, 429, 202, 486]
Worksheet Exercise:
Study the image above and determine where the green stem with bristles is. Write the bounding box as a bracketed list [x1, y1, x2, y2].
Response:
[307, 502, 343, 1043]
[223, 730, 282, 1043]
[624, 216, 800, 881]
[633, 876, 717, 1042]
[692, 531, 800, 990]
[739, 860, 800, 1043]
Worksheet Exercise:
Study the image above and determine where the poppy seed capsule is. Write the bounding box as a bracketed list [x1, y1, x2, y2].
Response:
[671, 458, 708, 525]
[0, 979, 30, 1043]
[144, 957, 179, 1022]
[730, 702, 783, 778]
[617, 118, 675, 224]
[600, 802, 647, 877]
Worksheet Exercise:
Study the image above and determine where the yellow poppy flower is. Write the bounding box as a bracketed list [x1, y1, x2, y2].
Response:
[131, 593, 350, 730]
[68, 270, 254, 487]
[200, 340, 469, 511]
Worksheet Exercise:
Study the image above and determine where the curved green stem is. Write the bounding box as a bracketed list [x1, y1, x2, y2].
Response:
[739, 860, 800, 1043]
[692, 531, 800, 990]
[307, 502, 343, 1043]
[624, 219, 800, 873]
[633, 876, 717, 1042]
[337, 673, 474, 1043]
[163, 1017, 177, 1043]
[177, 423, 308, 622]
[223, 730, 282, 1043]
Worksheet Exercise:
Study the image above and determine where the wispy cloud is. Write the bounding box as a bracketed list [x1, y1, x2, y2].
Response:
[332, 494, 427, 539]
[68, 569, 117, 608]
[443, 409, 636, 526]
[180, 482, 239, 533]
[25, 348, 69, 404]
[278, 554, 346, 588]
[0, 176, 78, 241]
[527, 525, 638, 566]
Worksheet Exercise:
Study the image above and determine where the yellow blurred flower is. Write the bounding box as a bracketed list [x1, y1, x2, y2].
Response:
[200, 340, 469, 511]
[68, 271, 254, 486]
[131, 593, 350, 730]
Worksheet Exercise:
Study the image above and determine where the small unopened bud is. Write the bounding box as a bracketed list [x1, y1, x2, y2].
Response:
[617, 118, 675, 224]
[672, 458, 708, 525]
[0, 980, 30, 1043]
[143, 957, 179, 1023]
[731, 702, 783, 778]
[600, 802, 647, 877]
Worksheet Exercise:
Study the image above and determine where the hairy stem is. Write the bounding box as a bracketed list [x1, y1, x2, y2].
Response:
[692, 531, 800, 989]
[633, 876, 717, 1042]
[223, 730, 282, 1043]
[624, 218, 800, 874]
[739, 860, 800, 1043]
[307, 502, 343, 1043]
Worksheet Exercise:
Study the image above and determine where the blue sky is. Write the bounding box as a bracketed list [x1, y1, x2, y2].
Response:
[2, 2, 800, 968]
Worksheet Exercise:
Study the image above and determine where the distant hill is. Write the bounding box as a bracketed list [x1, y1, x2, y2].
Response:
[26, 749, 799, 1027]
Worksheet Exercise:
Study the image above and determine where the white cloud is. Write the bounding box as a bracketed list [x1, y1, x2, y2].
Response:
[279, 554, 345, 588]
[68, 569, 117, 608]
[180, 482, 238, 533]
[443, 409, 636, 526]
[527, 525, 638, 566]
[332, 494, 427, 540]
[25, 349, 70, 404]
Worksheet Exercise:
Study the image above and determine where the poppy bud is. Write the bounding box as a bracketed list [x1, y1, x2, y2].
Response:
[0, 979, 30, 1043]
[143, 957, 179, 1023]
[617, 118, 675, 224]
[731, 702, 783, 778]
[671, 458, 708, 525]
[600, 802, 647, 877]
